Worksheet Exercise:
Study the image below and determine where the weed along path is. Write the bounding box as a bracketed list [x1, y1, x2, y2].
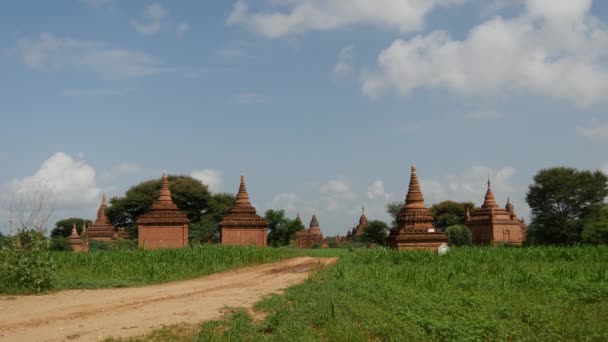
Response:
[0, 256, 337, 342]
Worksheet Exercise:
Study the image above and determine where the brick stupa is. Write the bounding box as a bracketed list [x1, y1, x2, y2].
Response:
[220, 175, 268, 247]
[465, 180, 526, 246]
[68, 223, 89, 253]
[137, 172, 189, 249]
[352, 207, 368, 237]
[386, 165, 448, 251]
[295, 213, 324, 248]
[86, 194, 118, 241]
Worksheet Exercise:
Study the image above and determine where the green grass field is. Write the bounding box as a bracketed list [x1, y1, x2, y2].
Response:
[0, 245, 346, 294]
[134, 246, 608, 341]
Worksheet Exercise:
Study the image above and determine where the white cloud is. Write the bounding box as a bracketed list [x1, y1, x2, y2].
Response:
[367, 180, 391, 200]
[267, 193, 299, 212]
[227, 0, 467, 38]
[190, 169, 222, 192]
[362, 0, 608, 107]
[577, 119, 608, 142]
[131, 3, 167, 36]
[601, 162, 608, 176]
[320, 178, 356, 211]
[177, 23, 190, 37]
[15, 33, 164, 78]
[100, 162, 140, 182]
[333, 45, 353, 79]
[234, 93, 272, 104]
[2, 152, 100, 209]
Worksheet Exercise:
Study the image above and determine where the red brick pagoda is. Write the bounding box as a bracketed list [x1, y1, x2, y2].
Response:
[352, 207, 368, 237]
[295, 213, 324, 248]
[386, 165, 448, 251]
[86, 194, 119, 241]
[465, 180, 526, 246]
[220, 175, 268, 247]
[137, 172, 189, 249]
[67, 223, 89, 253]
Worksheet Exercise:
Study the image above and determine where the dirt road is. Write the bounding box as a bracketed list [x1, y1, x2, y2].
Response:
[0, 256, 336, 342]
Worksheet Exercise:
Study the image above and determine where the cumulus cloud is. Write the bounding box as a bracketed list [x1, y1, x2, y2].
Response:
[601, 162, 608, 176]
[320, 179, 356, 211]
[100, 162, 139, 181]
[2, 152, 100, 208]
[131, 3, 166, 36]
[227, 0, 467, 38]
[333, 45, 353, 79]
[15, 33, 164, 78]
[267, 193, 299, 212]
[577, 119, 608, 142]
[367, 180, 391, 200]
[190, 169, 222, 192]
[362, 0, 608, 107]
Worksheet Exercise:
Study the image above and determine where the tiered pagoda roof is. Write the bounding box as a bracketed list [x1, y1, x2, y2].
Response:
[308, 213, 322, 236]
[220, 175, 268, 230]
[86, 194, 118, 240]
[396, 165, 435, 232]
[137, 173, 189, 226]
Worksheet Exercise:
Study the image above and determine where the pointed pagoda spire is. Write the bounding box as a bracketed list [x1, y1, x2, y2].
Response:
[157, 171, 173, 202]
[234, 175, 252, 206]
[96, 193, 109, 224]
[310, 213, 319, 228]
[482, 178, 499, 209]
[101, 192, 107, 207]
[506, 196, 515, 214]
[70, 223, 79, 237]
[405, 164, 425, 209]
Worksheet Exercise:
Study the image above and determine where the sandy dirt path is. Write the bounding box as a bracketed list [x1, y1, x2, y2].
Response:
[0, 256, 336, 342]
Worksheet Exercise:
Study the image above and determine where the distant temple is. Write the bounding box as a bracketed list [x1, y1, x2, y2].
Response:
[465, 180, 527, 246]
[137, 173, 189, 249]
[386, 165, 448, 251]
[350, 207, 368, 238]
[220, 175, 268, 247]
[67, 223, 89, 253]
[295, 213, 325, 248]
[86, 194, 127, 241]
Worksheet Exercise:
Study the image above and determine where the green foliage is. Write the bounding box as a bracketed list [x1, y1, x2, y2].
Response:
[430, 201, 475, 231]
[50, 236, 72, 251]
[581, 204, 608, 245]
[106, 175, 212, 231]
[190, 192, 235, 244]
[445, 224, 473, 246]
[88, 239, 113, 252]
[328, 237, 339, 248]
[0, 230, 56, 293]
[265, 210, 305, 247]
[51, 218, 93, 238]
[526, 167, 608, 244]
[193, 247, 608, 341]
[385, 201, 405, 228]
[360, 220, 389, 245]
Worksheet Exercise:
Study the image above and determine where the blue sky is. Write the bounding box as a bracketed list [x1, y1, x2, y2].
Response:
[1, 0, 607, 236]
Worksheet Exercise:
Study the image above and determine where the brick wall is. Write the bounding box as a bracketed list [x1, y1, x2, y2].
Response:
[221, 228, 267, 247]
[138, 224, 188, 249]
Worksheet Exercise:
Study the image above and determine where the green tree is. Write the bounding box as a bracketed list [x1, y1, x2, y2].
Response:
[445, 224, 472, 246]
[526, 167, 608, 244]
[430, 201, 476, 231]
[386, 202, 405, 228]
[360, 220, 389, 245]
[190, 193, 236, 244]
[50, 218, 93, 238]
[265, 210, 304, 247]
[106, 175, 212, 235]
[581, 204, 608, 245]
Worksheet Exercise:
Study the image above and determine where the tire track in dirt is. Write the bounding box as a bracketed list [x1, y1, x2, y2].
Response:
[0, 256, 336, 342]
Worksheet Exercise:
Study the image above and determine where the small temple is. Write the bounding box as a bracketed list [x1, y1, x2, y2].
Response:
[465, 179, 527, 246]
[386, 165, 448, 251]
[295, 213, 325, 248]
[137, 172, 189, 249]
[351, 207, 368, 237]
[220, 175, 268, 247]
[67, 223, 89, 253]
[86, 194, 123, 241]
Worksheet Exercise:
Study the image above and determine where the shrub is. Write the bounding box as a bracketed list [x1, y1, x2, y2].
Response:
[0, 230, 56, 293]
[50, 237, 72, 251]
[88, 239, 113, 251]
[311, 242, 321, 249]
[445, 225, 472, 246]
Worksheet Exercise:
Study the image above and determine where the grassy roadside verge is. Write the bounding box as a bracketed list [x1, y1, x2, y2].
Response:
[130, 246, 608, 341]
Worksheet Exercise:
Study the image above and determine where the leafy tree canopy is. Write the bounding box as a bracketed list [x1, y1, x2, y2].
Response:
[265, 209, 305, 247]
[581, 204, 608, 245]
[526, 167, 608, 244]
[430, 201, 476, 231]
[360, 220, 389, 246]
[445, 224, 472, 246]
[190, 192, 236, 244]
[50, 218, 93, 238]
[385, 202, 405, 228]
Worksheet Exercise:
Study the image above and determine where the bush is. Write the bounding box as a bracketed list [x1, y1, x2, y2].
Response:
[88, 239, 113, 251]
[0, 230, 56, 293]
[445, 225, 472, 246]
[50, 237, 72, 251]
[112, 238, 138, 250]
[311, 242, 321, 249]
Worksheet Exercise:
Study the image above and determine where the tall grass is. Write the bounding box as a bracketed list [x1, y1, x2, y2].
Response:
[191, 246, 608, 341]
